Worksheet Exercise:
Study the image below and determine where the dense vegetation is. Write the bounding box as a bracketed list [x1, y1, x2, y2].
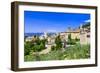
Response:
[24, 44, 90, 61]
[67, 34, 80, 45]
[24, 34, 90, 61]
[51, 35, 63, 50]
[24, 36, 47, 55]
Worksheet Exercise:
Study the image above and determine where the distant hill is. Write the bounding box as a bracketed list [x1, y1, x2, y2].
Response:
[24, 32, 56, 37]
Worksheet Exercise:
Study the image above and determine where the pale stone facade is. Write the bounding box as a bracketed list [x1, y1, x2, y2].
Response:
[80, 26, 90, 44]
[59, 29, 80, 41]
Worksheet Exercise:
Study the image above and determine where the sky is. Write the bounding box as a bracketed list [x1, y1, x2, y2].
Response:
[24, 11, 90, 33]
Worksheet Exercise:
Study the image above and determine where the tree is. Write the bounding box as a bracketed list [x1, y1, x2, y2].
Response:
[55, 35, 62, 50]
[24, 42, 32, 55]
[40, 39, 47, 45]
[67, 34, 76, 45]
[39, 43, 45, 51]
[35, 36, 41, 45]
[24, 35, 47, 60]
[75, 37, 80, 41]
[51, 46, 56, 51]
[31, 38, 47, 52]
[68, 34, 71, 41]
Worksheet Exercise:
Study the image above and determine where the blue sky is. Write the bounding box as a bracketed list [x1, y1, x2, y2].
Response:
[24, 11, 90, 33]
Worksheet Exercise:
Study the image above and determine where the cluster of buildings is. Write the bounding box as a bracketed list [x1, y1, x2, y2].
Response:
[25, 24, 90, 46]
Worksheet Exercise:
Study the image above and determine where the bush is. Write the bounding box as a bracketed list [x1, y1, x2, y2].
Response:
[55, 35, 62, 50]
[25, 38, 47, 53]
[24, 42, 32, 55]
[67, 34, 76, 45]
[51, 46, 56, 51]
[39, 43, 45, 51]
[75, 37, 80, 41]
[39, 50, 64, 60]
[68, 34, 71, 41]
[67, 39, 76, 45]
[63, 44, 90, 59]
[24, 44, 90, 61]
[32, 44, 39, 52]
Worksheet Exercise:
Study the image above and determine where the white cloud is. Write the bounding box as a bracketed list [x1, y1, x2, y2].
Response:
[84, 19, 90, 23]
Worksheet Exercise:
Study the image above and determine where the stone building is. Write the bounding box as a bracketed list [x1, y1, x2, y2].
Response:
[80, 25, 90, 44]
[59, 28, 80, 41]
[59, 25, 90, 45]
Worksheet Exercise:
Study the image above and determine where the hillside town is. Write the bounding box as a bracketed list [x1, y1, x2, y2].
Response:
[25, 23, 90, 48]
[24, 24, 90, 56]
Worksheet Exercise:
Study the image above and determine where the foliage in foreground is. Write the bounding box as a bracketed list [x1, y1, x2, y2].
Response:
[24, 44, 90, 61]
[24, 38, 47, 55]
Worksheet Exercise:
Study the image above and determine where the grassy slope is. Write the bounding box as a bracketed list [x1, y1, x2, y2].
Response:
[24, 44, 90, 61]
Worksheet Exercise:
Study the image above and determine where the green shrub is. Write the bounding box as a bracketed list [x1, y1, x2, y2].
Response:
[67, 39, 76, 45]
[24, 42, 32, 55]
[68, 34, 71, 41]
[51, 46, 56, 51]
[63, 44, 90, 59]
[39, 50, 63, 60]
[24, 42, 90, 61]
[55, 35, 62, 50]
[39, 42, 45, 51]
[25, 38, 47, 54]
[67, 34, 76, 45]
[75, 37, 80, 41]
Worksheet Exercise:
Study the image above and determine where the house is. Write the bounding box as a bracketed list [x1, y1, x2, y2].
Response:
[59, 25, 90, 45]
[25, 36, 34, 42]
[47, 36, 55, 45]
[39, 35, 45, 40]
[80, 25, 90, 44]
[59, 28, 80, 41]
[25, 35, 38, 42]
